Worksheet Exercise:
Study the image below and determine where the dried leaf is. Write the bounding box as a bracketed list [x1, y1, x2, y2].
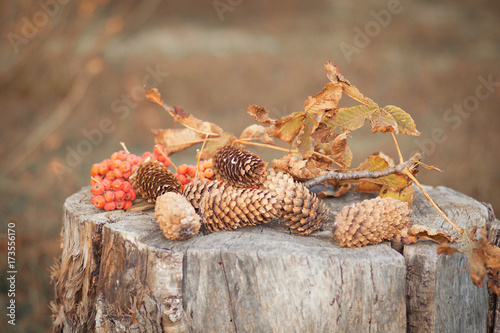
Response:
[247, 104, 275, 124]
[355, 180, 382, 193]
[437, 242, 460, 255]
[382, 105, 420, 136]
[379, 184, 415, 206]
[266, 112, 305, 144]
[272, 154, 325, 182]
[418, 161, 443, 172]
[304, 82, 342, 116]
[239, 124, 275, 145]
[333, 104, 379, 131]
[310, 121, 335, 143]
[330, 131, 352, 168]
[318, 183, 351, 198]
[324, 60, 351, 86]
[406, 224, 454, 244]
[146, 88, 223, 137]
[152, 128, 203, 155]
[356, 155, 409, 191]
[296, 115, 318, 158]
[369, 108, 398, 134]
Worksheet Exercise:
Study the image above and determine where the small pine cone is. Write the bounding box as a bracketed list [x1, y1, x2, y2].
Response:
[263, 169, 329, 235]
[200, 184, 283, 232]
[155, 192, 201, 241]
[130, 159, 182, 202]
[212, 142, 267, 187]
[332, 197, 411, 248]
[182, 178, 222, 212]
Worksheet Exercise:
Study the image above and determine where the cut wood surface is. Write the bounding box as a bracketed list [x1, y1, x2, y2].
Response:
[52, 185, 493, 333]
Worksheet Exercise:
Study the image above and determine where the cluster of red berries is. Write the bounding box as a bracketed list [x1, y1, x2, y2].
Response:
[176, 159, 214, 187]
[90, 145, 173, 211]
[89, 145, 215, 210]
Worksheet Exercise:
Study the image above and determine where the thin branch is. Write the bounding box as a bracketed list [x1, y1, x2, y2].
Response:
[303, 151, 423, 189]
[159, 102, 221, 138]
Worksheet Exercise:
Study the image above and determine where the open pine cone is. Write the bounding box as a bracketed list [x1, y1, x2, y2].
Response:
[200, 183, 283, 232]
[212, 141, 268, 187]
[155, 192, 201, 241]
[129, 159, 182, 202]
[263, 169, 329, 235]
[332, 196, 411, 248]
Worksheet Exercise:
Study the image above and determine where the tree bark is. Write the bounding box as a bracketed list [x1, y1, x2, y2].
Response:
[52, 185, 492, 332]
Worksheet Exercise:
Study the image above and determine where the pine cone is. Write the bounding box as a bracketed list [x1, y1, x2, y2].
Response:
[212, 142, 267, 187]
[155, 192, 201, 241]
[199, 183, 283, 232]
[182, 178, 222, 212]
[129, 159, 182, 202]
[332, 196, 411, 248]
[263, 169, 329, 235]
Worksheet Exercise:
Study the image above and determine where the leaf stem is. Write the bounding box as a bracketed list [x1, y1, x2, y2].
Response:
[391, 132, 404, 164]
[233, 140, 343, 167]
[403, 169, 464, 234]
[120, 141, 131, 154]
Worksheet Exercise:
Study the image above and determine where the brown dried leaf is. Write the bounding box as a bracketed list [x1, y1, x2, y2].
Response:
[296, 115, 318, 158]
[272, 155, 325, 182]
[318, 183, 351, 198]
[239, 124, 275, 145]
[369, 108, 398, 134]
[310, 121, 335, 143]
[152, 128, 203, 155]
[146, 88, 163, 106]
[247, 104, 275, 124]
[406, 224, 454, 244]
[437, 242, 460, 255]
[330, 131, 352, 168]
[333, 104, 379, 131]
[355, 180, 382, 193]
[266, 112, 305, 144]
[304, 82, 342, 116]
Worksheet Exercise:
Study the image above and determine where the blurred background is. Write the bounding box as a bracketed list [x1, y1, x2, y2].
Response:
[0, 0, 499, 331]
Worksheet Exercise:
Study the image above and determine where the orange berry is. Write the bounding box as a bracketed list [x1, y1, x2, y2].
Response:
[113, 168, 123, 178]
[204, 168, 214, 179]
[114, 190, 125, 201]
[99, 162, 110, 175]
[177, 164, 189, 175]
[91, 163, 100, 176]
[176, 173, 187, 185]
[124, 200, 133, 210]
[203, 159, 212, 169]
[91, 175, 103, 186]
[101, 178, 111, 191]
[111, 159, 122, 169]
[122, 181, 132, 192]
[119, 161, 131, 173]
[187, 166, 197, 178]
[104, 201, 116, 211]
[93, 195, 106, 209]
[162, 160, 171, 168]
[124, 189, 136, 201]
[104, 191, 115, 202]
[117, 150, 128, 160]
[154, 144, 165, 156]
[122, 171, 132, 179]
[91, 183, 105, 195]
[105, 171, 116, 181]
[111, 152, 119, 161]
[111, 179, 123, 191]
[126, 154, 138, 165]
[115, 201, 126, 210]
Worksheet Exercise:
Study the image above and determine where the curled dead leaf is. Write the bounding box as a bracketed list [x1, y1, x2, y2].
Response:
[239, 124, 275, 145]
[152, 128, 204, 155]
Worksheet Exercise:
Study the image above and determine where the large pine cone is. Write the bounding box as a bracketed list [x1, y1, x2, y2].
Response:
[155, 192, 201, 241]
[212, 142, 267, 187]
[332, 196, 411, 248]
[182, 178, 222, 212]
[199, 183, 283, 232]
[129, 159, 182, 202]
[263, 169, 329, 235]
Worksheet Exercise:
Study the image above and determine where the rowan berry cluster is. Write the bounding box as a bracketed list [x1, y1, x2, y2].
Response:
[176, 159, 214, 187]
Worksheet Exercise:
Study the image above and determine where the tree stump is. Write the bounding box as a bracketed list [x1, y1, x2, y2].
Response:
[52, 185, 494, 333]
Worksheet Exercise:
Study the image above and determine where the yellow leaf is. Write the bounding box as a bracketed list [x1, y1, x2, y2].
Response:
[152, 128, 203, 155]
[267, 112, 305, 144]
[382, 105, 420, 136]
[333, 104, 379, 131]
[297, 115, 318, 158]
[369, 108, 398, 134]
[379, 185, 415, 206]
[356, 155, 409, 191]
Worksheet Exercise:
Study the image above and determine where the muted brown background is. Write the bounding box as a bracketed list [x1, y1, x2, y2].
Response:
[1, 0, 499, 331]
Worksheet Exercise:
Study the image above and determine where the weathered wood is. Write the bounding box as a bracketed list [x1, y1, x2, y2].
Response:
[53, 185, 492, 332]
